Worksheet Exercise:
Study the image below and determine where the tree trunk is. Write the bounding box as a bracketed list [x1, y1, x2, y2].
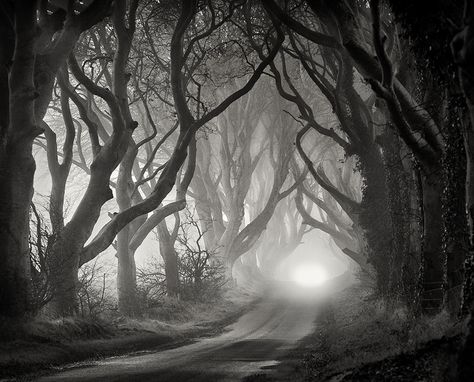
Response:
[420, 168, 445, 314]
[0, 0, 37, 319]
[359, 145, 393, 296]
[218, 212, 243, 281]
[164, 252, 179, 298]
[157, 221, 179, 298]
[233, 251, 262, 287]
[45, 89, 75, 234]
[462, 117, 474, 315]
[454, 87, 474, 382]
[380, 128, 421, 307]
[452, 9, 474, 378]
[47, 175, 114, 316]
[117, 227, 139, 316]
[402, 147, 423, 309]
[194, 198, 218, 251]
[444, 97, 469, 316]
[49, 174, 67, 232]
[0, 148, 35, 318]
[224, 258, 235, 283]
[47, 239, 80, 316]
[116, 141, 140, 316]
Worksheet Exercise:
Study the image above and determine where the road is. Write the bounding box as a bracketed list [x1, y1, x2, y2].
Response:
[39, 283, 328, 382]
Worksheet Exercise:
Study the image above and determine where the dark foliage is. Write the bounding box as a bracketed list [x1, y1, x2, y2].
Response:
[389, 0, 464, 84]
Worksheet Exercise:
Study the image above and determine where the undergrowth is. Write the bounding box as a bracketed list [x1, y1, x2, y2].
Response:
[301, 282, 463, 381]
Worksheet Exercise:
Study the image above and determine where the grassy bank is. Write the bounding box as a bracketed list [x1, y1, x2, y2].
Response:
[0, 287, 258, 381]
[298, 282, 462, 381]
[248, 280, 464, 381]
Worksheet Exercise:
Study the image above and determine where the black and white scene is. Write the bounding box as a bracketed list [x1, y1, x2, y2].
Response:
[1, 0, 474, 381]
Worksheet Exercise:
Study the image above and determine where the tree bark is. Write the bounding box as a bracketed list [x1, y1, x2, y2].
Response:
[157, 221, 179, 298]
[359, 145, 393, 295]
[452, 5, 474, 377]
[0, 0, 38, 319]
[47, 0, 135, 316]
[116, 143, 140, 316]
[48, 174, 114, 316]
[419, 168, 445, 314]
[117, 227, 139, 316]
[44, 85, 75, 234]
[0, 150, 36, 319]
[443, 96, 469, 316]
[452, 1, 474, 314]
[380, 128, 420, 307]
[46, 239, 80, 317]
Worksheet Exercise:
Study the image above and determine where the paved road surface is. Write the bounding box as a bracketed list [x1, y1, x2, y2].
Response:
[39, 284, 327, 381]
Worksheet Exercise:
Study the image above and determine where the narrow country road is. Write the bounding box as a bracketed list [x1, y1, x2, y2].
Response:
[38, 283, 327, 382]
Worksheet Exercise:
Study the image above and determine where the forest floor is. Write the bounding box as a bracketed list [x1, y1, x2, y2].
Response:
[0, 286, 259, 381]
[246, 279, 465, 382]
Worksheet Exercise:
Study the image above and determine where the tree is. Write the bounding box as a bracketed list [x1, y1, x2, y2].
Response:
[189, 80, 303, 278]
[292, 146, 372, 275]
[261, 25, 393, 294]
[451, 1, 474, 378]
[156, 215, 181, 298]
[0, 0, 112, 320]
[262, 0, 464, 314]
[32, 0, 283, 316]
[176, 207, 225, 300]
[43, 0, 140, 316]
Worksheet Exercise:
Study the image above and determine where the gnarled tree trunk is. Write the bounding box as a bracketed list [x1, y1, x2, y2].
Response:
[452, 4, 474, 378]
[157, 221, 179, 298]
[117, 227, 139, 316]
[359, 145, 393, 296]
[0, 1, 38, 319]
[419, 167, 445, 313]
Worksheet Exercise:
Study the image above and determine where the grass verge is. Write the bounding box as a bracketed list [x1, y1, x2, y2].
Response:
[0, 287, 258, 381]
[247, 280, 463, 381]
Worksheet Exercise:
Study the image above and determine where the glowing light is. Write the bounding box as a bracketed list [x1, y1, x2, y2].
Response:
[291, 264, 328, 287]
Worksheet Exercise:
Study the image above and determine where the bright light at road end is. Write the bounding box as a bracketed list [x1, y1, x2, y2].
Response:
[291, 264, 328, 287]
